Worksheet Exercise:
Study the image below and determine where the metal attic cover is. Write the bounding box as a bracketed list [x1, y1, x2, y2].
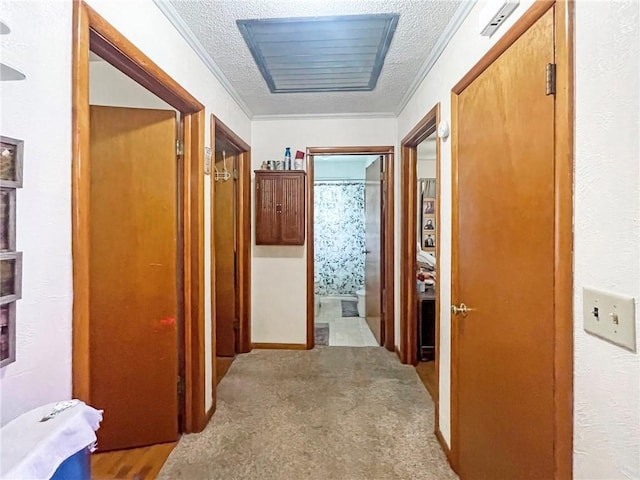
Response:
[237, 14, 399, 94]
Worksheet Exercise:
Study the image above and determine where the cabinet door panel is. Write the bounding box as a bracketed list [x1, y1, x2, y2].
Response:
[280, 174, 305, 245]
[255, 174, 280, 245]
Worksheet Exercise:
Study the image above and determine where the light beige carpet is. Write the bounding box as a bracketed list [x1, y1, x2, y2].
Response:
[159, 347, 458, 480]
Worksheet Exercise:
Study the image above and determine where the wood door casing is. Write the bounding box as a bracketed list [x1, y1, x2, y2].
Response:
[214, 149, 237, 357]
[365, 157, 383, 345]
[89, 106, 179, 451]
[454, 8, 555, 479]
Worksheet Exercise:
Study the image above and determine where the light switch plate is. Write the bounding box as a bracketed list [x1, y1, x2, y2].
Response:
[583, 287, 636, 351]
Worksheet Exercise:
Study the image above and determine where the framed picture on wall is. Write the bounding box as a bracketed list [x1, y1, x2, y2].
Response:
[0, 302, 16, 367]
[0, 136, 24, 188]
[0, 188, 16, 252]
[0, 251, 22, 303]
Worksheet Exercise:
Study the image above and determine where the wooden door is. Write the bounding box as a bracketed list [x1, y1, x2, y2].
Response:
[364, 156, 383, 345]
[454, 9, 555, 478]
[89, 106, 179, 451]
[214, 149, 237, 357]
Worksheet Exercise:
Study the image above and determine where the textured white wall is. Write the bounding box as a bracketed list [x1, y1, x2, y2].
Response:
[251, 118, 397, 344]
[574, 1, 639, 478]
[0, 1, 73, 426]
[90, 60, 174, 110]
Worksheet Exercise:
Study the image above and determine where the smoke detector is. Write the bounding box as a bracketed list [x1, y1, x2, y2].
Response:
[479, 0, 520, 37]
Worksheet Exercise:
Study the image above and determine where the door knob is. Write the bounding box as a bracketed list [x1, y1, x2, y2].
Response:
[451, 303, 475, 317]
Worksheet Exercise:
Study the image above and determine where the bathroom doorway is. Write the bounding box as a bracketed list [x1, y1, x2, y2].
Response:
[312, 155, 378, 346]
[306, 147, 394, 350]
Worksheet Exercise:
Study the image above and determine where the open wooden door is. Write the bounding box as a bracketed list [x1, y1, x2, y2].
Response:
[214, 148, 237, 357]
[364, 156, 383, 345]
[453, 8, 555, 478]
[89, 106, 179, 451]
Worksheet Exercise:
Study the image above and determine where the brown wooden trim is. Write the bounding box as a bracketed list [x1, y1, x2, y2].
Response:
[72, 0, 206, 436]
[84, 4, 202, 113]
[183, 109, 207, 432]
[553, 1, 574, 477]
[399, 104, 439, 366]
[449, 2, 574, 476]
[450, 91, 460, 472]
[237, 149, 252, 354]
[435, 428, 454, 469]
[306, 147, 395, 351]
[383, 152, 395, 352]
[452, 0, 555, 94]
[209, 117, 218, 417]
[433, 105, 442, 433]
[306, 154, 315, 349]
[71, 0, 91, 403]
[307, 146, 394, 155]
[211, 115, 252, 359]
[213, 116, 251, 152]
[252, 343, 308, 350]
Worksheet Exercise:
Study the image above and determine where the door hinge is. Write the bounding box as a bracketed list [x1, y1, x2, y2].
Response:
[233, 168, 239, 180]
[545, 63, 556, 96]
[233, 318, 240, 331]
[176, 140, 184, 156]
[177, 375, 185, 395]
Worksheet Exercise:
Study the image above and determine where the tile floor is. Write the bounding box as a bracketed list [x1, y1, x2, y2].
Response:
[315, 296, 379, 347]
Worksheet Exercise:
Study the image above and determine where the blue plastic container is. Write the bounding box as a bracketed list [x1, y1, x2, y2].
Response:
[50, 447, 90, 480]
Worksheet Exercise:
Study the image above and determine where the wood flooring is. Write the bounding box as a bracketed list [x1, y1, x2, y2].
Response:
[91, 356, 235, 479]
[415, 360, 437, 401]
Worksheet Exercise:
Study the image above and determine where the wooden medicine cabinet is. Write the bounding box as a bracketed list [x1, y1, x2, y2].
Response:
[254, 170, 306, 245]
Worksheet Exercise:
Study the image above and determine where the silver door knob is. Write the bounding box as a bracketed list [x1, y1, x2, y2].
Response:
[451, 303, 475, 317]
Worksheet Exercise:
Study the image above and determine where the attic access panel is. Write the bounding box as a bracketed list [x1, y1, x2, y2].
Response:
[237, 14, 399, 94]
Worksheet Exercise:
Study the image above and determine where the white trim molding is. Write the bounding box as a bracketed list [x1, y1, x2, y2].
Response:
[395, 0, 478, 116]
[252, 112, 397, 121]
[152, 0, 253, 118]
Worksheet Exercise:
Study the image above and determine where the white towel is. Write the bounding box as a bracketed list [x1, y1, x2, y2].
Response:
[0, 401, 103, 480]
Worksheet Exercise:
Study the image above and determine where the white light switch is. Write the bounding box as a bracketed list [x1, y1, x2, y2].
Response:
[583, 287, 636, 351]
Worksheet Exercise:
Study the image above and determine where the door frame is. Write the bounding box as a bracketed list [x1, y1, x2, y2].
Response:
[399, 104, 441, 366]
[399, 104, 442, 437]
[72, 1, 208, 433]
[306, 146, 395, 351]
[449, 0, 574, 476]
[210, 115, 252, 395]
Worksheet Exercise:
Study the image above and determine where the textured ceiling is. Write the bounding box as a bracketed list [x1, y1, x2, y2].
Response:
[166, 0, 462, 117]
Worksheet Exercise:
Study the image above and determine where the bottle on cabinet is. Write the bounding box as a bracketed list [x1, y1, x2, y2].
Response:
[284, 147, 291, 170]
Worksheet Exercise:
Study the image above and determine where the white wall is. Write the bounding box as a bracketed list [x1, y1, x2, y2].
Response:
[251, 118, 396, 344]
[574, 2, 639, 478]
[398, 0, 640, 477]
[0, 0, 73, 426]
[314, 155, 378, 180]
[90, 60, 174, 110]
[0, 0, 251, 426]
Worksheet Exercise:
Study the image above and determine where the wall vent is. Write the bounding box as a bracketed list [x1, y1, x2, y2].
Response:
[237, 14, 399, 94]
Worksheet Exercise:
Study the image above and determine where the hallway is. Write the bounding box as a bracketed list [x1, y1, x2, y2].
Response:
[159, 348, 456, 479]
